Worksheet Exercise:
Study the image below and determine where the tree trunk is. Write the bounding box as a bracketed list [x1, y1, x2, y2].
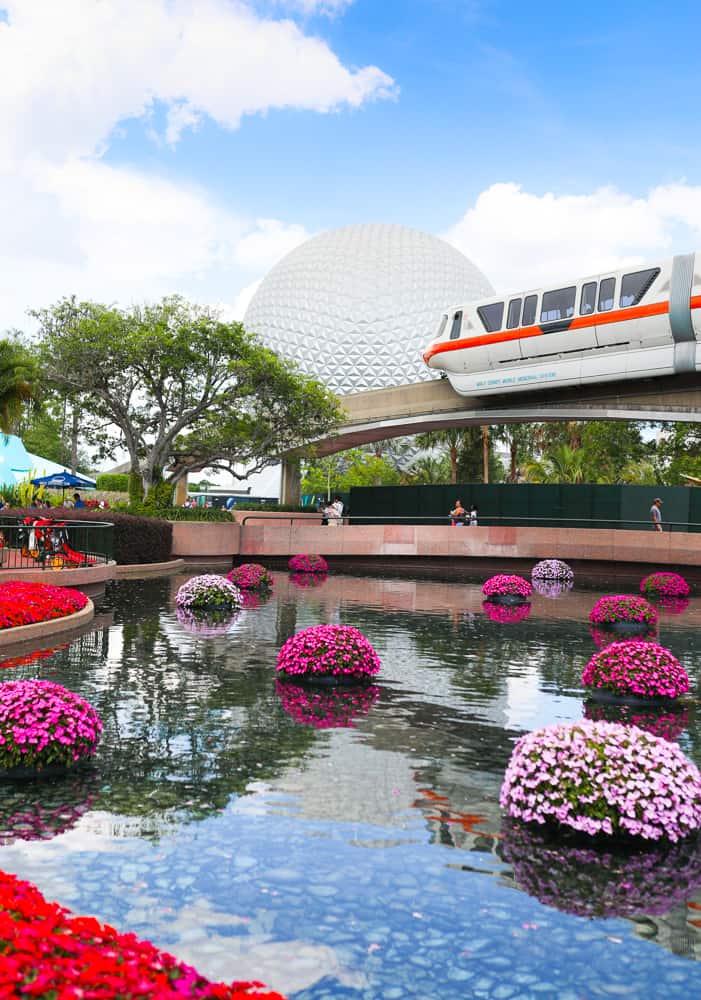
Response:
[510, 440, 518, 482]
[482, 426, 489, 484]
[70, 407, 79, 474]
[450, 446, 457, 484]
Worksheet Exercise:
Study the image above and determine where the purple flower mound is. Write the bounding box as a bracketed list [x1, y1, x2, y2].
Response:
[500, 820, 701, 919]
[482, 574, 533, 599]
[583, 701, 689, 743]
[482, 600, 531, 624]
[288, 553, 328, 574]
[532, 578, 574, 599]
[276, 680, 380, 729]
[531, 559, 574, 583]
[0, 680, 103, 772]
[500, 720, 701, 842]
[227, 563, 273, 592]
[175, 606, 239, 637]
[641, 571, 690, 599]
[581, 640, 689, 700]
[589, 594, 658, 628]
[175, 574, 242, 611]
[277, 624, 381, 681]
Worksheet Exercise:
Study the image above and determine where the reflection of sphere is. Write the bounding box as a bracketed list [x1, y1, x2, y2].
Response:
[532, 578, 573, 599]
[482, 600, 531, 624]
[583, 700, 689, 743]
[244, 223, 493, 393]
[290, 571, 328, 589]
[276, 680, 380, 729]
[501, 821, 701, 919]
[175, 606, 240, 637]
[0, 776, 97, 845]
[657, 595, 690, 615]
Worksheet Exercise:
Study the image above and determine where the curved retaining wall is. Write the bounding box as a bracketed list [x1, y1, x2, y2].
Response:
[0, 599, 95, 649]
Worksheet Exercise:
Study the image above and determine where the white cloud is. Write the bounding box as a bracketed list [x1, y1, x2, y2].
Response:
[235, 218, 312, 272]
[443, 182, 701, 293]
[267, 0, 355, 15]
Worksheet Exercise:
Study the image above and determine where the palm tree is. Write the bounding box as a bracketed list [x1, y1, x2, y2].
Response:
[406, 455, 451, 485]
[415, 428, 469, 484]
[0, 339, 40, 433]
[524, 444, 587, 484]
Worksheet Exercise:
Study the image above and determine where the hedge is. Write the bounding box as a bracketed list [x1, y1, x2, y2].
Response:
[7, 508, 172, 565]
[95, 473, 129, 492]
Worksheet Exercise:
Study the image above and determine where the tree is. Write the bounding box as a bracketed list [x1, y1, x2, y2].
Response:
[301, 449, 400, 495]
[415, 428, 473, 484]
[405, 454, 451, 485]
[32, 297, 343, 500]
[493, 424, 534, 482]
[455, 426, 503, 483]
[0, 337, 40, 434]
[524, 444, 587, 484]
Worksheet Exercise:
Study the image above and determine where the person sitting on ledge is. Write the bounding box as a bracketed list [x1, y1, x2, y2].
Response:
[72, 492, 85, 508]
[450, 499, 467, 526]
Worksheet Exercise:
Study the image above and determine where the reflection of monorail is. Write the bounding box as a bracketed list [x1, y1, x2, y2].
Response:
[423, 252, 701, 396]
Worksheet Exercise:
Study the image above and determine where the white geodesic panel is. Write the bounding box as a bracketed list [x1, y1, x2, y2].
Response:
[244, 223, 494, 394]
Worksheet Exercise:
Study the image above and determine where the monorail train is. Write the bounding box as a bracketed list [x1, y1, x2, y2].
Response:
[423, 252, 701, 396]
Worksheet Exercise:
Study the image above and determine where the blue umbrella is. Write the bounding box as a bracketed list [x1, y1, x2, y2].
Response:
[30, 471, 97, 500]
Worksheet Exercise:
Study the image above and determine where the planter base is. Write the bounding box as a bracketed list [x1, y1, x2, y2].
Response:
[276, 673, 374, 689]
[584, 691, 679, 709]
[0, 761, 93, 782]
[485, 593, 529, 607]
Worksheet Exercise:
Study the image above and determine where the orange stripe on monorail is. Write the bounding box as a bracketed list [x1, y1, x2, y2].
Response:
[423, 299, 673, 364]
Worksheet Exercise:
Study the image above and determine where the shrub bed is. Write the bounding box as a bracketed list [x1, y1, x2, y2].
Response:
[227, 563, 273, 592]
[0, 869, 286, 998]
[0, 680, 102, 772]
[175, 575, 242, 611]
[288, 553, 328, 574]
[589, 594, 658, 629]
[500, 720, 701, 842]
[0, 582, 87, 630]
[640, 571, 690, 599]
[482, 574, 533, 601]
[277, 624, 381, 682]
[581, 640, 689, 701]
[531, 559, 574, 582]
[276, 680, 380, 728]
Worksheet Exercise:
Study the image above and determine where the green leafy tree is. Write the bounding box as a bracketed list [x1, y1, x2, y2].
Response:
[302, 449, 400, 495]
[455, 426, 503, 483]
[405, 454, 451, 485]
[31, 296, 342, 500]
[524, 444, 588, 484]
[415, 428, 478, 484]
[0, 337, 40, 433]
[578, 421, 651, 483]
[493, 424, 535, 482]
[657, 423, 701, 484]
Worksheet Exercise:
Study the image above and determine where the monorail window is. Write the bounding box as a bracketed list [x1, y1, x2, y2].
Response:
[580, 281, 597, 315]
[619, 268, 660, 307]
[598, 278, 615, 312]
[449, 310, 463, 340]
[477, 302, 504, 333]
[540, 286, 576, 323]
[522, 294, 537, 326]
[436, 314, 448, 339]
[506, 298, 522, 329]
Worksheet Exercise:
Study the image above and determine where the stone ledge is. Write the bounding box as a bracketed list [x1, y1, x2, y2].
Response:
[0, 561, 115, 586]
[0, 599, 95, 649]
[114, 558, 186, 578]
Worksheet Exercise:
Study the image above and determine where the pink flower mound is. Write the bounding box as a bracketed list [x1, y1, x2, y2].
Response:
[0, 680, 103, 771]
[641, 571, 690, 599]
[277, 624, 381, 681]
[227, 563, 273, 592]
[581, 640, 689, 700]
[482, 600, 531, 624]
[589, 594, 658, 627]
[276, 680, 380, 728]
[500, 720, 701, 842]
[288, 553, 328, 574]
[482, 574, 533, 599]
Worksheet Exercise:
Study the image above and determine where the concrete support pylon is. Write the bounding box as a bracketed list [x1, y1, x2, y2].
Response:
[174, 476, 188, 506]
[280, 458, 301, 505]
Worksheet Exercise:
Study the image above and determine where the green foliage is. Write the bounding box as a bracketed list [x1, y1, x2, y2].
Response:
[524, 444, 588, 484]
[301, 449, 400, 495]
[455, 426, 503, 483]
[128, 471, 144, 503]
[0, 337, 40, 433]
[96, 473, 129, 492]
[657, 424, 701, 485]
[15, 473, 46, 506]
[405, 455, 451, 484]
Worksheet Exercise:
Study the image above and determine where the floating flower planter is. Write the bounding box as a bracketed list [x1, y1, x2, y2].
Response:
[582, 640, 689, 704]
[500, 720, 701, 842]
[0, 680, 102, 778]
[175, 574, 242, 612]
[640, 571, 690, 600]
[531, 559, 574, 583]
[276, 680, 380, 729]
[288, 553, 328, 574]
[0, 869, 287, 999]
[289, 571, 328, 589]
[482, 574, 533, 606]
[501, 820, 701, 919]
[583, 701, 689, 743]
[276, 624, 381, 685]
[589, 594, 658, 634]
[481, 599, 531, 624]
[176, 606, 240, 638]
[227, 563, 273, 592]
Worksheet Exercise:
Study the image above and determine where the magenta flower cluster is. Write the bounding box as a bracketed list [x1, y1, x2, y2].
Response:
[276, 624, 381, 680]
[288, 553, 328, 573]
[501, 820, 701, 919]
[276, 680, 380, 728]
[531, 559, 574, 583]
[589, 594, 658, 627]
[640, 571, 690, 599]
[500, 720, 701, 842]
[0, 680, 103, 771]
[582, 640, 689, 700]
[482, 600, 531, 624]
[227, 563, 273, 592]
[482, 574, 533, 599]
[175, 574, 242, 611]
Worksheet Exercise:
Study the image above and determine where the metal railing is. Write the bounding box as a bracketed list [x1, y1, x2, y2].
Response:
[240, 513, 698, 533]
[0, 517, 113, 571]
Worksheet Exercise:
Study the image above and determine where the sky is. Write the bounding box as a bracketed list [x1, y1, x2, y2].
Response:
[1, 0, 701, 333]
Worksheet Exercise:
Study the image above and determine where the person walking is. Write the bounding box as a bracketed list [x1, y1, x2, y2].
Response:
[650, 497, 663, 532]
[450, 499, 467, 526]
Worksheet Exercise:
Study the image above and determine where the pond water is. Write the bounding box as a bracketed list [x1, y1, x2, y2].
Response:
[2, 570, 701, 998]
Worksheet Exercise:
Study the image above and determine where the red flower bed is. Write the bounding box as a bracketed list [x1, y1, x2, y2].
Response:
[0, 582, 87, 630]
[0, 869, 287, 999]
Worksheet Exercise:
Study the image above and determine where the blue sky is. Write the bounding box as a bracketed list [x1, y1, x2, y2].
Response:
[1, 0, 700, 328]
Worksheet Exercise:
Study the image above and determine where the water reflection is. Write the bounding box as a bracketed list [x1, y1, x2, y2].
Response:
[1, 572, 701, 996]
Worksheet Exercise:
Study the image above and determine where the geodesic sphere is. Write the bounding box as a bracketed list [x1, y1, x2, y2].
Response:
[244, 223, 493, 394]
